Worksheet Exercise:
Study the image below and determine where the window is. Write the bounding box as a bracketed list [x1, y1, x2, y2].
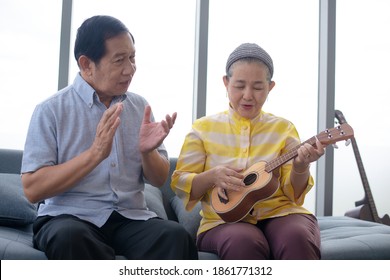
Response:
[0, 0, 62, 149]
[334, 0, 390, 217]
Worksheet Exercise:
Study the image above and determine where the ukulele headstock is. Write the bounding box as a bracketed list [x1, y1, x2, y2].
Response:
[317, 123, 354, 146]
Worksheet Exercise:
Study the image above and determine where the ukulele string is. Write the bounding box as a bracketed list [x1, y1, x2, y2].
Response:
[223, 137, 318, 196]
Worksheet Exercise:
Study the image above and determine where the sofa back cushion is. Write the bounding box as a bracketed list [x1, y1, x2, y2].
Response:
[170, 196, 202, 240]
[0, 173, 37, 226]
[144, 184, 168, 220]
[0, 149, 23, 174]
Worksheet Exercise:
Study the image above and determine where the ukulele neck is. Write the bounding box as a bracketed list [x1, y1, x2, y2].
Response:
[265, 136, 316, 173]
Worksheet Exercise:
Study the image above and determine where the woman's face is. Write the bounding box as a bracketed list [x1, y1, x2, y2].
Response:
[224, 60, 275, 120]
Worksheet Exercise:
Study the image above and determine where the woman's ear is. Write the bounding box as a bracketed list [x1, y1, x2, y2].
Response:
[223, 75, 229, 87]
[268, 81, 276, 92]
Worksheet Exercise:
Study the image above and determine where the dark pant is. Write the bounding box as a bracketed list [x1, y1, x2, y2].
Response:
[197, 214, 321, 260]
[33, 211, 198, 260]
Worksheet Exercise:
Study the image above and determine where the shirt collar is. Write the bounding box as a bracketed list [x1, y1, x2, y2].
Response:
[73, 73, 128, 108]
[228, 105, 262, 125]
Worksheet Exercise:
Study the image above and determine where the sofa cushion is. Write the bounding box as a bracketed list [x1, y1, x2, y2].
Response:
[318, 216, 390, 260]
[0, 173, 37, 226]
[170, 196, 202, 240]
[144, 184, 168, 220]
[0, 225, 47, 260]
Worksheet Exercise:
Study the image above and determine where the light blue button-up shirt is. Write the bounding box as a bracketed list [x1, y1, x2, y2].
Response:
[21, 73, 167, 227]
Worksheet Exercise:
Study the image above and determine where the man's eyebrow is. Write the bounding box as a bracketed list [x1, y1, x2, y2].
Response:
[112, 52, 127, 58]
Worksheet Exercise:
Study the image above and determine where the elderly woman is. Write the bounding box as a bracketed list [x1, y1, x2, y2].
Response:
[171, 43, 325, 260]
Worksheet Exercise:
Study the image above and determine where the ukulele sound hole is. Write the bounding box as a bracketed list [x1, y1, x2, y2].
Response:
[243, 173, 257, 186]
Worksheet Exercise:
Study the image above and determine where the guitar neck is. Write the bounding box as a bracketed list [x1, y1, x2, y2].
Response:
[264, 136, 317, 173]
[335, 109, 381, 223]
[350, 136, 381, 223]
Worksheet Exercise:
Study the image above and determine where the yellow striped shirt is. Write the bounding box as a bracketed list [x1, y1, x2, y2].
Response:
[171, 107, 314, 236]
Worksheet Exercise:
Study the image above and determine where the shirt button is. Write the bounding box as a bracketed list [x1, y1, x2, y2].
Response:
[111, 162, 116, 168]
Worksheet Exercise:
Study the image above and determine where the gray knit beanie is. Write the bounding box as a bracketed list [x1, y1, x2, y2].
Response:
[226, 43, 274, 79]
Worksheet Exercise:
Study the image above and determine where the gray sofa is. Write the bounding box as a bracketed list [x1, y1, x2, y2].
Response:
[1, 148, 390, 260]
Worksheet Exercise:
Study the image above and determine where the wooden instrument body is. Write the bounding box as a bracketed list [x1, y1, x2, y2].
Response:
[211, 161, 277, 223]
[345, 204, 390, 225]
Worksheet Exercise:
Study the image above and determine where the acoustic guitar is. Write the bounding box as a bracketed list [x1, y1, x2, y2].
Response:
[211, 123, 354, 223]
[335, 110, 390, 225]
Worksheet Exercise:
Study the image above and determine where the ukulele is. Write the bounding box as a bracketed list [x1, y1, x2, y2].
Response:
[211, 123, 354, 223]
[335, 110, 390, 226]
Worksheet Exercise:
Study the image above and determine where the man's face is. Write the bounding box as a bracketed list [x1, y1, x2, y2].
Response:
[89, 32, 136, 105]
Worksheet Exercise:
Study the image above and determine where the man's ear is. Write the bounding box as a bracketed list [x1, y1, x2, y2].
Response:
[78, 55, 93, 76]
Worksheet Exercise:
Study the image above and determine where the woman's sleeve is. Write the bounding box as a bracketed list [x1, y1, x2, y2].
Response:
[171, 122, 207, 211]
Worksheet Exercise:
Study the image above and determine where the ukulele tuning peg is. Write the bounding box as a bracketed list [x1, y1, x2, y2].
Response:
[345, 139, 351, 146]
[332, 143, 339, 149]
